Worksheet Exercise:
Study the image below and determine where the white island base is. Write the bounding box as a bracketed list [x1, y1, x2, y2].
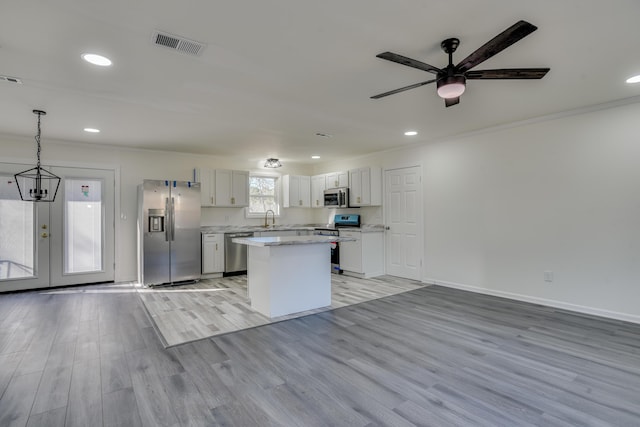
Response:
[247, 243, 331, 318]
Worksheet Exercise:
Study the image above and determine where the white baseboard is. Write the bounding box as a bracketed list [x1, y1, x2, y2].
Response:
[423, 277, 640, 325]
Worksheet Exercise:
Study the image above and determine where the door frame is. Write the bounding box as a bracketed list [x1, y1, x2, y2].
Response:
[383, 164, 424, 282]
[1, 157, 120, 290]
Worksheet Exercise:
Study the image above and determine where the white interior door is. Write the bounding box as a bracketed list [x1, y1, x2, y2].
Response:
[49, 167, 115, 287]
[0, 163, 115, 291]
[0, 163, 50, 291]
[385, 166, 423, 280]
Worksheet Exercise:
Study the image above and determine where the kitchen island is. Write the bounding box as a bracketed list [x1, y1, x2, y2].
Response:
[232, 235, 355, 317]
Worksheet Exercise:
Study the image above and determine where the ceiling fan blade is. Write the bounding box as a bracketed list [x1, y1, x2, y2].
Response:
[466, 68, 550, 79]
[376, 52, 443, 75]
[371, 79, 436, 99]
[456, 20, 538, 73]
[445, 97, 460, 107]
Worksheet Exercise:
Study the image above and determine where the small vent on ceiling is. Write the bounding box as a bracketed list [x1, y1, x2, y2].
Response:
[0, 75, 23, 84]
[151, 31, 205, 56]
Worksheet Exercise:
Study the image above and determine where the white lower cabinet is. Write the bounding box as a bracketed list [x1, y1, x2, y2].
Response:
[202, 233, 224, 274]
[338, 230, 384, 278]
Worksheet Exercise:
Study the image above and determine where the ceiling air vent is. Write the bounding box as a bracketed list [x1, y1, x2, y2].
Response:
[151, 31, 206, 56]
[0, 75, 23, 84]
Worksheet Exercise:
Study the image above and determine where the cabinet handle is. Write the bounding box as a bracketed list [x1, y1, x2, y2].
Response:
[211, 196, 214, 204]
[231, 197, 235, 205]
[299, 200, 302, 206]
[216, 243, 218, 250]
[357, 196, 361, 203]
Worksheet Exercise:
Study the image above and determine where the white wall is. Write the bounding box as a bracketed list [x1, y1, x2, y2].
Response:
[316, 101, 640, 322]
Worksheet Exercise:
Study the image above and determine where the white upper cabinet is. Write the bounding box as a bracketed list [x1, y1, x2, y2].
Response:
[325, 171, 348, 189]
[349, 166, 382, 206]
[227, 170, 249, 207]
[283, 175, 311, 208]
[311, 175, 326, 208]
[193, 168, 249, 207]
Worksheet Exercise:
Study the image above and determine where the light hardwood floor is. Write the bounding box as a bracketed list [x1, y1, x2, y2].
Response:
[138, 275, 426, 347]
[0, 282, 639, 426]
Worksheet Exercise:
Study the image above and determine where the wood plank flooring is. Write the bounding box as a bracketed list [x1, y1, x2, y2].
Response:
[0, 282, 639, 426]
[138, 275, 426, 347]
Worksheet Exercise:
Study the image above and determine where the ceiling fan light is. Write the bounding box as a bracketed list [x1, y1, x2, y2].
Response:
[437, 75, 466, 99]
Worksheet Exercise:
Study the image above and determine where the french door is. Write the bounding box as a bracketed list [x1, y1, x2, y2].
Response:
[0, 163, 114, 292]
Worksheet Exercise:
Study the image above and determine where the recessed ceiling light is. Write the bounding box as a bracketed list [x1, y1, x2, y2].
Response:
[82, 53, 112, 67]
[404, 131, 418, 136]
[311, 155, 321, 159]
[84, 128, 100, 133]
[626, 74, 640, 84]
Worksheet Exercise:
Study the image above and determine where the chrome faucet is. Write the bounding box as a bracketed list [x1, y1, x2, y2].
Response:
[264, 209, 275, 227]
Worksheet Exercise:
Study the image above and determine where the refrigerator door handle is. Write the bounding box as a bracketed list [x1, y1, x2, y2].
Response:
[171, 197, 176, 241]
[165, 197, 170, 242]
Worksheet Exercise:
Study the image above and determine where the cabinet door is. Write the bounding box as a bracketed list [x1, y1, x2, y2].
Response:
[232, 170, 249, 207]
[194, 168, 215, 206]
[213, 234, 225, 272]
[336, 171, 349, 188]
[282, 175, 296, 208]
[203, 234, 224, 273]
[339, 231, 362, 273]
[349, 169, 362, 206]
[311, 175, 326, 208]
[325, 172, 338, 189]
[214, 169, 233, 206]
[299, 175, 311, 207]
[360, 168, 371, 205]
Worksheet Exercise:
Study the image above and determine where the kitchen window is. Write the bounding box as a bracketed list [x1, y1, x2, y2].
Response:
[247, 175, 280, 217]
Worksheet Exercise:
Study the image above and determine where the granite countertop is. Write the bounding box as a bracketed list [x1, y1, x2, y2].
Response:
[201, 225, 316, 233]
[232, 235, 356, 247]
[201, 224, 384, 234]
[339, 225, 384, 233]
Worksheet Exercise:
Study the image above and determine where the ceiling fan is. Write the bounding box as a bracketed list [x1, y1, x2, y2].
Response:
[371, 20, 550, 107]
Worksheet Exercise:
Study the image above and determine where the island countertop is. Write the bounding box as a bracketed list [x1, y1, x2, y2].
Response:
[232, 235, 355, 247]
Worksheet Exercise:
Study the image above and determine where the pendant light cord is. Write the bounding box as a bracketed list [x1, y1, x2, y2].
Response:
[35, 112, 42, 169]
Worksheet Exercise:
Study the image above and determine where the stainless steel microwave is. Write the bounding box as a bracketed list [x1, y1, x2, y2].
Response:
[323, 187, 349, 208]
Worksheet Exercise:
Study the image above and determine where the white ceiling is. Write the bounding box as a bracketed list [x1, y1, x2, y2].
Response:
[1, 0, 640, 166]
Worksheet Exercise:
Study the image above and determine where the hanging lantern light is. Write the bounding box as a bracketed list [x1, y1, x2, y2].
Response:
[14, 110, 61, 202]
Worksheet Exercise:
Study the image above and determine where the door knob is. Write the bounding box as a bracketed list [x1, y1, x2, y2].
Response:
[41, 232, 49, 238]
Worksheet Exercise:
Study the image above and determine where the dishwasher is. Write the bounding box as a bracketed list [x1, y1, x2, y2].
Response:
[224, 232, 254, 275]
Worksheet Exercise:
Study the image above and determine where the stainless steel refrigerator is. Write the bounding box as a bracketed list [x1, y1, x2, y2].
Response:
[137, 180, 201, 286]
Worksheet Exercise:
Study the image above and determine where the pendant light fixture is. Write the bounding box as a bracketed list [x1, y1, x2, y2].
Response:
[14, 110, 61, 202]
[264, 158, 282, 168]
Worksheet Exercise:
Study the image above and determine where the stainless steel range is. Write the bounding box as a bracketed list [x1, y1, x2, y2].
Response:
[314, 214, 360, 274]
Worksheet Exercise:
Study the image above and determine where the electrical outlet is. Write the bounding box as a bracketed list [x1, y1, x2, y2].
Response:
[224, 215, 229, 222]
[544, 271, 554, 282]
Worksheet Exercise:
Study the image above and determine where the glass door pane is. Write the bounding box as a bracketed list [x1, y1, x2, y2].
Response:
[0, 165, 50, 292]
[49, 167, 114, 287]
[64, 178, 103, 274]
[0, 176, 35, 279]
